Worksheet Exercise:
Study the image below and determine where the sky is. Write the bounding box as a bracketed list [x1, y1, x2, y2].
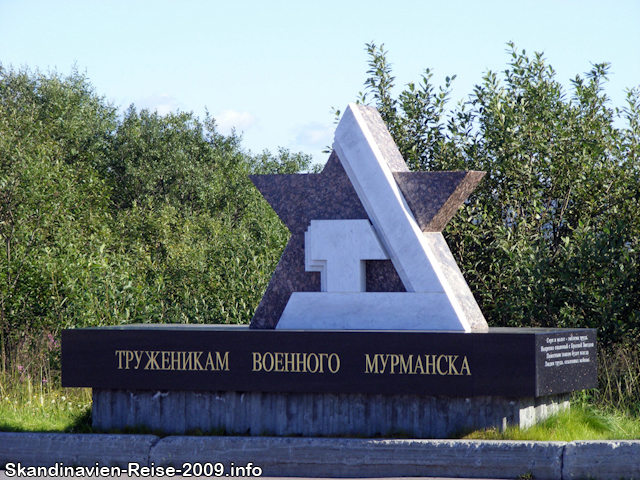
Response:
[1, 0, 639, 163]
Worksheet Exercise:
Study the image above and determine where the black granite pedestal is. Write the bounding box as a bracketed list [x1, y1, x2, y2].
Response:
[63, 325, 596, 437]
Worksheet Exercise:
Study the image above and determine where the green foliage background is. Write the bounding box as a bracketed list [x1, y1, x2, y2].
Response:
[1, 43, 639, 387]
[0, 65, 313, 373]
[356, 42, 640, 349]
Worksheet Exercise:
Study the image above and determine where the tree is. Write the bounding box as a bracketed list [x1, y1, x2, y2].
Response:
[0, 64, 310, 374]
[0, 65, 118, 371]
[357, 43, 640, 346]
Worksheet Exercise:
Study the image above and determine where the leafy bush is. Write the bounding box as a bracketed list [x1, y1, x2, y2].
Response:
[0, 65, 311, 375]
[357, 42, 640, 348]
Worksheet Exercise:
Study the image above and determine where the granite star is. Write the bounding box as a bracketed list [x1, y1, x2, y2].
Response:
[249, 133, 484, 329]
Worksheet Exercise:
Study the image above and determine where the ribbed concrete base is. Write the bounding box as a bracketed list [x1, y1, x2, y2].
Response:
[92, 389, 569, 437]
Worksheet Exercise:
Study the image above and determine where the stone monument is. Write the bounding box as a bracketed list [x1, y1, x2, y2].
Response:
[250, 103, 486, 332]
[62, 104, 597, 437]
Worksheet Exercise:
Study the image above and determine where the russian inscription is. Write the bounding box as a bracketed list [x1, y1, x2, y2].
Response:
[252, 352, 340, 373]
[540, 334, 595, 368]
[62, 327, 597, 397]
[115, 350, 230, 371]
[364, 354, 471, 375]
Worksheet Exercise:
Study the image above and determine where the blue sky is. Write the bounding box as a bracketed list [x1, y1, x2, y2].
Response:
[1, 0, 639, 162]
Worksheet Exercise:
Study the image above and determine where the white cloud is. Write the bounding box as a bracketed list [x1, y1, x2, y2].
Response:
[214, 110, 257, 135]
[293, 122, 335, 150]
[136, 93, 180, 116]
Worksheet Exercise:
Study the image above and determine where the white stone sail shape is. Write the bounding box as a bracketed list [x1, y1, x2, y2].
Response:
[277, 103, 487, 332]
[332, 104, 473, 332]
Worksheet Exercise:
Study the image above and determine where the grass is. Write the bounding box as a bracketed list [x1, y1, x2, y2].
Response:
[0, 373, 92, 433]
[463, 404, 640, 441]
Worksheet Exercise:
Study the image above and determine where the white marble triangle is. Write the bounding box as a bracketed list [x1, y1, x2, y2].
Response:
[277, 104, 488, 332]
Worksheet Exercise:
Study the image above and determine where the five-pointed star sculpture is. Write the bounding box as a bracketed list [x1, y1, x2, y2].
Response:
[249, 135, 484, 329]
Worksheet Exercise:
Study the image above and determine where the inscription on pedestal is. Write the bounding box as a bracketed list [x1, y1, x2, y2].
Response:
[62, 325, 597, 397]
[114, 350, 230, 371]
[540, 334, 595, 368]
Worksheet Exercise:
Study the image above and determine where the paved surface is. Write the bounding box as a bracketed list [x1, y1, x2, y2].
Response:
[2, 433, 640, 479]
[1, 475, 499, 479]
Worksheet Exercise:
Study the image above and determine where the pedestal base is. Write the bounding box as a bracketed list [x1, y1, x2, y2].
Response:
[92, 389, 569, 438]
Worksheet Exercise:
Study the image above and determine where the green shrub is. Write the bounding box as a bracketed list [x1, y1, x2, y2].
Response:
[0, 65, 310, 377]
[356, 42, 640, 348]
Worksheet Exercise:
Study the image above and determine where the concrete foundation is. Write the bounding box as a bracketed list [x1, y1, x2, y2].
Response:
[92, 389, 569, 437]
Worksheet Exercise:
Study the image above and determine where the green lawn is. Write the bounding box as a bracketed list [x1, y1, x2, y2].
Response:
[463, 405, 640, 441]
[0, 381, 92, 433]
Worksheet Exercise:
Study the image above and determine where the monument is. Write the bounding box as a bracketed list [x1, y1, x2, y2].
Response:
[62, 104, 597, 437]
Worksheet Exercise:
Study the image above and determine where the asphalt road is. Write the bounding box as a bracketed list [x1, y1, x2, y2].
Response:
[1, 475, 501, 480]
